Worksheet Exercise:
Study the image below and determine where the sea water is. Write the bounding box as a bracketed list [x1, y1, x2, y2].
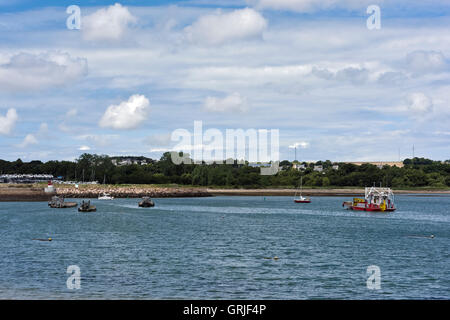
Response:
[0, 195, 448, 299]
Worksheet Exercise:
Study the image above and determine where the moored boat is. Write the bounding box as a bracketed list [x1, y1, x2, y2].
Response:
[98, 192, 114, 200]
[343, 187, 396, 212]
[78, 200, 97, 212]
[48, 196, 77, 208]
[139, 197, 155, 207]
[294, 196, 311, 203]
[294, 176, 311, 203]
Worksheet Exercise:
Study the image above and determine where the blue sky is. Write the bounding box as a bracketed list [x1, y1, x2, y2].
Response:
[0, 0, 450, 162]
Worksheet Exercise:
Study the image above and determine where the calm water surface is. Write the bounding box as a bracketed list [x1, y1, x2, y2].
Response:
[0, 195, 449, 299]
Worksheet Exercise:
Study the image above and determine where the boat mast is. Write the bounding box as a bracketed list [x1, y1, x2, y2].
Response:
[300, 176, 303, 197]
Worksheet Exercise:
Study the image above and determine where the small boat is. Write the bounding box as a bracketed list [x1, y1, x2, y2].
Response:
[294, 176, 311, 203]
[342, 187, 396, 212]
[78, 200, 97, 212]
[48, 196, 77, 208]
[139, 197, 155, 208]
[98, 193, 114, 200]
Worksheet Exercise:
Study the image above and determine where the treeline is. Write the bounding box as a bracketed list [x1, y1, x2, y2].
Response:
[1, 153, 450, 188]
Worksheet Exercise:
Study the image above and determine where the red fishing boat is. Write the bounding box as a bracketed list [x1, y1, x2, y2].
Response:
[343, 187, 396, 212]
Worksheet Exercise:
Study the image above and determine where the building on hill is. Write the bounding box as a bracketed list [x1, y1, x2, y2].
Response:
[292, 163, 306, 170]
[314, 165, 323, 172]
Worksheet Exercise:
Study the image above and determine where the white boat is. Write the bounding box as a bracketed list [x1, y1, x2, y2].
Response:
[98, 193, 114, 200]
[294, 176, 311, 203]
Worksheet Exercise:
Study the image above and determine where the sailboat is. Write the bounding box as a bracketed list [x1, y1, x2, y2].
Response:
[294, 176, 311, 203]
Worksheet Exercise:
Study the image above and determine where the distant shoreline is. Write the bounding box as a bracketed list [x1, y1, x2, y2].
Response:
[0, 184, 211, 202]
[0, 184, 449, 201]
[207, 188, 450, 197]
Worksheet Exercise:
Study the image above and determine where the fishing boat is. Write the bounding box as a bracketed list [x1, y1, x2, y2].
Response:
[294, 176, 311, 203]
[78, 200, 97, 212]
[139, 197, 155, 208]
[98, 192, 114, 200]
[48, 196, 77, 208]
[342, 187, 396, 212]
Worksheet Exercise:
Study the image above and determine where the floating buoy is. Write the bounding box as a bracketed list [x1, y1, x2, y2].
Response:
[263, 256, 279, 260]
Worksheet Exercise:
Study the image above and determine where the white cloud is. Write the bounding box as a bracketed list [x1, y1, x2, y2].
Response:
[405, 50, 448, 74]
[289, 141, 309, 149]
[82, 3, 137, 42]
[78, 145, 91, 151]
[18, 133, 38, 148]
[204, 92, 248, 112]
[407, 92, 433, 114]
[0, 52, 87, 92]
[99, 94, 150, 130]
[184, 8, 267, 45]
[248, 0, 375, 12]
[0, 108, 18, 135]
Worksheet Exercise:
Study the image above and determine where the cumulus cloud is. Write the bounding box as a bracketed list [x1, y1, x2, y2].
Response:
[82, 3, 137, 42]
[99, 94, 150, 130]
[0, 52, 87, 92]
[405, 50, 448, 74]
[248, 0, 374, 12]
[18, 134, 38, 148]
[184, 8, 267, 45]
[0, 108, 18, 135]
[407, 92, 433, 114]
[204, 92, 248, 112]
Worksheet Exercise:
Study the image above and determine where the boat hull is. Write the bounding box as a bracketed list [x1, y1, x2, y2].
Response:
[139, 202, 155, 207]
[78, 207, 96, 212]
[49, 202, 77, 208]
[343, 202, 395, 212]
[349, 206, 395, 212]
[294, 200, 311, 203]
